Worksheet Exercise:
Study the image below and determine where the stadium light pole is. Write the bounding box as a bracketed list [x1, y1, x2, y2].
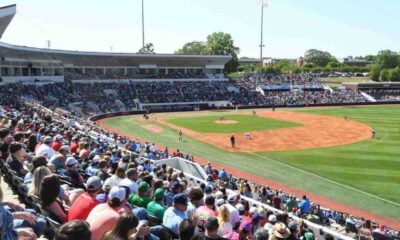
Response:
[142, 0, 145, 49]
[258, 0, 269, 73]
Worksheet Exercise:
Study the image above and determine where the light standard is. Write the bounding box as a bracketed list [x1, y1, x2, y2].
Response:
[142, 0, 145, 49]
[258, 0, 270, 73]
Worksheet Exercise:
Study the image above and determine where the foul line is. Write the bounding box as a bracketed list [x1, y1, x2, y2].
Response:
[246, 151, 400, 207]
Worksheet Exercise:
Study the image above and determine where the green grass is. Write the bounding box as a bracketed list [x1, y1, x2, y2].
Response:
[103, 106, 400, 220]
[167, 114, 302, 133]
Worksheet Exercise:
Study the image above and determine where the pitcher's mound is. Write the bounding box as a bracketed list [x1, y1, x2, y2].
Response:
[214, 120, 238, 124]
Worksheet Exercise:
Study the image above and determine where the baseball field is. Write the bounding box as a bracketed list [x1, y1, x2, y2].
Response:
[98, 105, 400, 227]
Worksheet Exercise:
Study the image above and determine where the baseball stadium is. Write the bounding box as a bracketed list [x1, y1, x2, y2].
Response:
[0, 3, 399, 240]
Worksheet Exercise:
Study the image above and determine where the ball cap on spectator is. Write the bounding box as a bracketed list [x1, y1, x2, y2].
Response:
[228, 193, 237, 202]
[268, 214, 277, 223]
[108, 186, 126, 201]
[173, 193, 188, 205]
[54, 134, 63, 141]
[103, 177, 119, 191]
[59, 145, 70, 153]
[92, 155, 101, 163]
[172, 181, 181, 189]
[240, 220, 253, 231]
[249, 206, 258, 215]
[154, 188, 165, 201]
[65, 156, 77, 166]
[204, 185, 213, 194]
[304, 232, 315, 240]
[216, 198, 225, 207]
[138, 182, 149, 193]
[288, 221, 298, 232]
[86, 176, 102, 190]
[137, 165, 144, 172]
[235, 203, 244, 211]
[272, 223, 291, 239]
[44, 136, 53, 144]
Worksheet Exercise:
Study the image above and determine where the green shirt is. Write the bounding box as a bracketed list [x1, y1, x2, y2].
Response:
[286, 199, 297, 212]
[129, 194, 152, 208]
[147, 201, 167, 221]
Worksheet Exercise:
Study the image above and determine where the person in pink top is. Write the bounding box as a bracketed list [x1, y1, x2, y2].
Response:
[193, 195, 218, 232]
[86, 186, 127, 240]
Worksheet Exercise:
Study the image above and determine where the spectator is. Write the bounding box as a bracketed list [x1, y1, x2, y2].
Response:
[264, 214, 277, 234]
[67, 176, 102, 221]
[36, 136, 56, 159]
[187, 187, 204, 220]
[52, 134, 63, 151]
[163, 193, 189, 236]
[286, 196, 297, 213]
[100, 212, 150, 240]
[179, 219, 196, 240]
[287, 221, 298, 240]
[254, 228, 269, 240]
[63, 156, 85, 189]
[54, 220, 91, 240]
[119, 168, 138, 195]
[226, 193, 241, 230]
[86, 155, 101, 176]
[96, 159, 111, 181]
[129, 181, 151, 208]
[194, 195, 218, 232]
[6, 142, 28, 177]
[272, 191, 282, 210]
[217, 204, 233, 236]
[299, 195, 311, 215]
[270, 223, 291, 240]
[86, 186, 128, 240]
[147, 188, 167, 222]
[40, 174, 68, 223]
[24, 155, 48, 183]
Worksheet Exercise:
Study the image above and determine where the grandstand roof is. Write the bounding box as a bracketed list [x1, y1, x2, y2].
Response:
[0, 4, 16, 39]
[0, 41, 231, 67]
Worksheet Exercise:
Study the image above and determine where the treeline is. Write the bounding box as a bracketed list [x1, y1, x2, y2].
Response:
[369, 50, 400, 81]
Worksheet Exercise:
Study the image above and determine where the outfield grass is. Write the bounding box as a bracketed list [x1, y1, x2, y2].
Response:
[168, 114, 302, 133]
[103, 106, 400, 220]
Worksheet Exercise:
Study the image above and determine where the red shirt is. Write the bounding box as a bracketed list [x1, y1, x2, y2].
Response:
[70, 142, 79, 153]
[272, 196, 281, 210]
[67, 192, 100, 221]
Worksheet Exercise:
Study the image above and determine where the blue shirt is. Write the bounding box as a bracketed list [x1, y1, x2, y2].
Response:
[162, 207, 188, 236]
[86, 165, 99, 176]
[0, 203, 18, 240]
[299, 199, 311, 214]
[219, 170, 227, 179]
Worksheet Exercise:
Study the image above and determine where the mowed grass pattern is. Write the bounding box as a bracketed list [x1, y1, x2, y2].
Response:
[103, 106, 400, 220]
[264, 106, 400, 204]
[167, 114, 302, 133]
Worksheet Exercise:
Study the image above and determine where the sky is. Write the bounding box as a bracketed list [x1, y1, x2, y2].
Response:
[1, 0, 399, 59]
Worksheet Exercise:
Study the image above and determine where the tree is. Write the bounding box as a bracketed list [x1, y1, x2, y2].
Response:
[379, 69, 390, 81]
[206, 32, 240, 73]
[376, 50, 400, 69]
[274, 59, 298, 73]
[370, 64, 382, 81]
[175, 41, 209, 55]
[304, 49, 334, 67]
[389, 68, 400, 82]
[138, 43, 155, 54]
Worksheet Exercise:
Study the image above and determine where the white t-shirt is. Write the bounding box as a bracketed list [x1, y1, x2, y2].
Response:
[218, 221, 233, 236]
[119, 178, 138, 195]
[36, 144, 56, 159]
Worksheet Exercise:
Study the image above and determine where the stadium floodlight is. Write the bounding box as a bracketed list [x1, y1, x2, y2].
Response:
[142, 0, 145, 49]
[258, 0, 270, 73]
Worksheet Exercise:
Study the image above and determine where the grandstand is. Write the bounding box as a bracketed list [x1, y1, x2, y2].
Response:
[0, 4, 400, 240]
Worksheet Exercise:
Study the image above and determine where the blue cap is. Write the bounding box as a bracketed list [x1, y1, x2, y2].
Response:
[173, 193, 188, 205]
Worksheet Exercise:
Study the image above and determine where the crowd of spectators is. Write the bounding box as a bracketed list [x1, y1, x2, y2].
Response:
[364, 89, 400, 102]
[237, 74, 323, 91]
[1, 85, 399, 240]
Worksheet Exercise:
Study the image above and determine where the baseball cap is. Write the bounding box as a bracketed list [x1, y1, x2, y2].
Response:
[235, 203, 244, 211]
[138, 182, 149, 193]
[204, 185, 213, 194]
[288, 221, 298, 232]
[154, 188, 165, 201]
[92, 155, 101, 163]
[137, 165, 144, 172]
[172, 181, 181, 189]
[173, 193, 188, 205]
[252, 214, 262, 223]
[249, 207, 258, 215]
[59, 145, 70, 153]
[108, 186, 126, 201]
[44, 136, 53, 144]
[103, 177, 119, 191]
[240, 221, 253, 231]
[54, 134, 63, 141]
[216, 198, 225, 207]
[228, 193, 236, 202]
[268, 214, 277, 223]
[65, 156, 77, 166]
[86, 176, 102, 190]
[304, 232, 315, 240]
